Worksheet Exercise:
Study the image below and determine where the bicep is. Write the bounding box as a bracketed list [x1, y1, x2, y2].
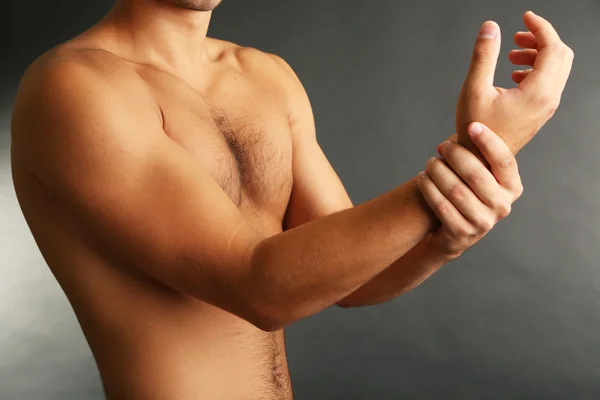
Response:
[273, 55, 353, 229]
[13, 59, 263, 319]
[284, 131, 353, 229]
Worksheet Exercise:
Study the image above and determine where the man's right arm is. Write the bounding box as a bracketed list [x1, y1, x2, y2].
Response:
[11, 55, 440, 332]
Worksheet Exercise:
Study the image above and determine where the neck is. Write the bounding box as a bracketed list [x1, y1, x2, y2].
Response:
[102, 0, 214, 73]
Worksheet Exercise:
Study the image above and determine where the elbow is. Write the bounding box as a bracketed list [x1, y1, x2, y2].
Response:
[335, 300, 356, 309]
[241, 285, 310, 332]
[240, 239, 338, 331]
[238, 281, 294, 332]
[252, 315, 286, 333]
[199, 292, 289, 332]
[244, 302, 292, 332]
[245, 294, 367, 327]
[335, 293, 363, 308]
[335, 295, 390, 308]
[241, 240, 296, 332]
[335, 300, 380, 309]
[244, 293, 350, 330]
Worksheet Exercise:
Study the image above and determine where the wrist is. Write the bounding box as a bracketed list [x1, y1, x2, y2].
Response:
[425, 232, 464, 262]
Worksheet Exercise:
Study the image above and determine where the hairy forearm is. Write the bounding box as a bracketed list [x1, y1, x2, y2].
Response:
[249, 176, 442, 328]
[335, 233, 456, 308]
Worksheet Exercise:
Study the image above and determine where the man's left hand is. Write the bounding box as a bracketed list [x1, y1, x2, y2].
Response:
[417, 121, 524, 258]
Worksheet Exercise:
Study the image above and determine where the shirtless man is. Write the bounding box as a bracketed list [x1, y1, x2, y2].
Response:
[10, 0, 573, 398]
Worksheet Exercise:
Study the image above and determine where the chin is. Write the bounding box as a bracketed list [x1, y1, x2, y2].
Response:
[169, 0, 223, 11]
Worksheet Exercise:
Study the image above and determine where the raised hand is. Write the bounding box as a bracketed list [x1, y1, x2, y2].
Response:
[417, 122, 524, 257]
[456, 11, 574, 155]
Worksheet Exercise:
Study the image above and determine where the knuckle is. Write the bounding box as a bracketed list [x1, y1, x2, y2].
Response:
[530, 91, 560, 113]
[448, 184, 467, 200]
[496, 202, 512, 219]
[499, 154, 516, 169]
[466, 171, 484, 186]
[476, 217, 495, 232]
[547, 95, 561, 116]
[532, 91, 552, 107]
[473, 46, 494, 60]
[554, 95, 562, 108]
[443, 143, 458, 159]
[434, 202, 450, 216]
[445, 240, 466, 256]
[548, 41, 562, 52]
[453, 225, 473, 238]
[558, 44, 567, 55]
[566, 45, 575, 60]
[542, 18, 555, 30]
[514, 182, 525, 198]
[547, 102, 558, 117]
[425, 159, 438, 174]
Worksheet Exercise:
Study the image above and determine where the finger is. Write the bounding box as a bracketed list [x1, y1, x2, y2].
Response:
[523, 11, 562, 51]
[467, 122, 523, 194]
[464, 21, 502, 90]
[512, 69, 532, 84]
[514, 31, 538, 49]
[436, 133, 458, 155]
[520, 11, 573, 94]
[508, 49, 538, 66]
[437, 140, 507, 211]
[417, 171, 475, 236]
[425, 156, 491, 226]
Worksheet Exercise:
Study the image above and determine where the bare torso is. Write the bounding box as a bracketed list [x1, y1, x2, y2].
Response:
[12, 27, 296, 399]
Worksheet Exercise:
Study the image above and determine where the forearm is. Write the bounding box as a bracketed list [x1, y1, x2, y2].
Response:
[335, 124, 522, 308]
[335, 233, 456, 308]
[249, 175, 440, 327]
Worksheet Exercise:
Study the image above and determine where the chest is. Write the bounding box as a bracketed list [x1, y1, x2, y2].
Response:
[145, 69, 294, 222]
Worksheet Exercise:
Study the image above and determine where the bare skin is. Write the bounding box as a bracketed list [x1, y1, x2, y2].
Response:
[10, 1, 573, 398]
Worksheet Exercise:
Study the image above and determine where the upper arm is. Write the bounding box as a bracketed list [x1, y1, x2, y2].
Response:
[11, 56, 265, 324]
[269, 54, 354, 230]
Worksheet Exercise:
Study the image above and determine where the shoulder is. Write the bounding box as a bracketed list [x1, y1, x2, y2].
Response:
[225, 44, 312, 122]
[208, 38, 305, 96]
[235, 45, 301, 87]
[16, 45, 152, 106]
[208, 38, 292, 74]
[11, 46, 162, 172]
[13, 45, 160, 136]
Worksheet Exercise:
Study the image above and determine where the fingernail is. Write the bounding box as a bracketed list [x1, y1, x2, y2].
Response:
[418, 171, 426, 180]
[470, 123, 484, 135]
[428, 156, 439, 164]
[479, 21, 498, 39]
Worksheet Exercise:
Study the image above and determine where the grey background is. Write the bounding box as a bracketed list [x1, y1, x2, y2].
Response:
[1, 0, 599, 399]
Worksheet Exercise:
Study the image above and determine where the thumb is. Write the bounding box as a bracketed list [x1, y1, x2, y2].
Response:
[464, 21, 501, 90]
